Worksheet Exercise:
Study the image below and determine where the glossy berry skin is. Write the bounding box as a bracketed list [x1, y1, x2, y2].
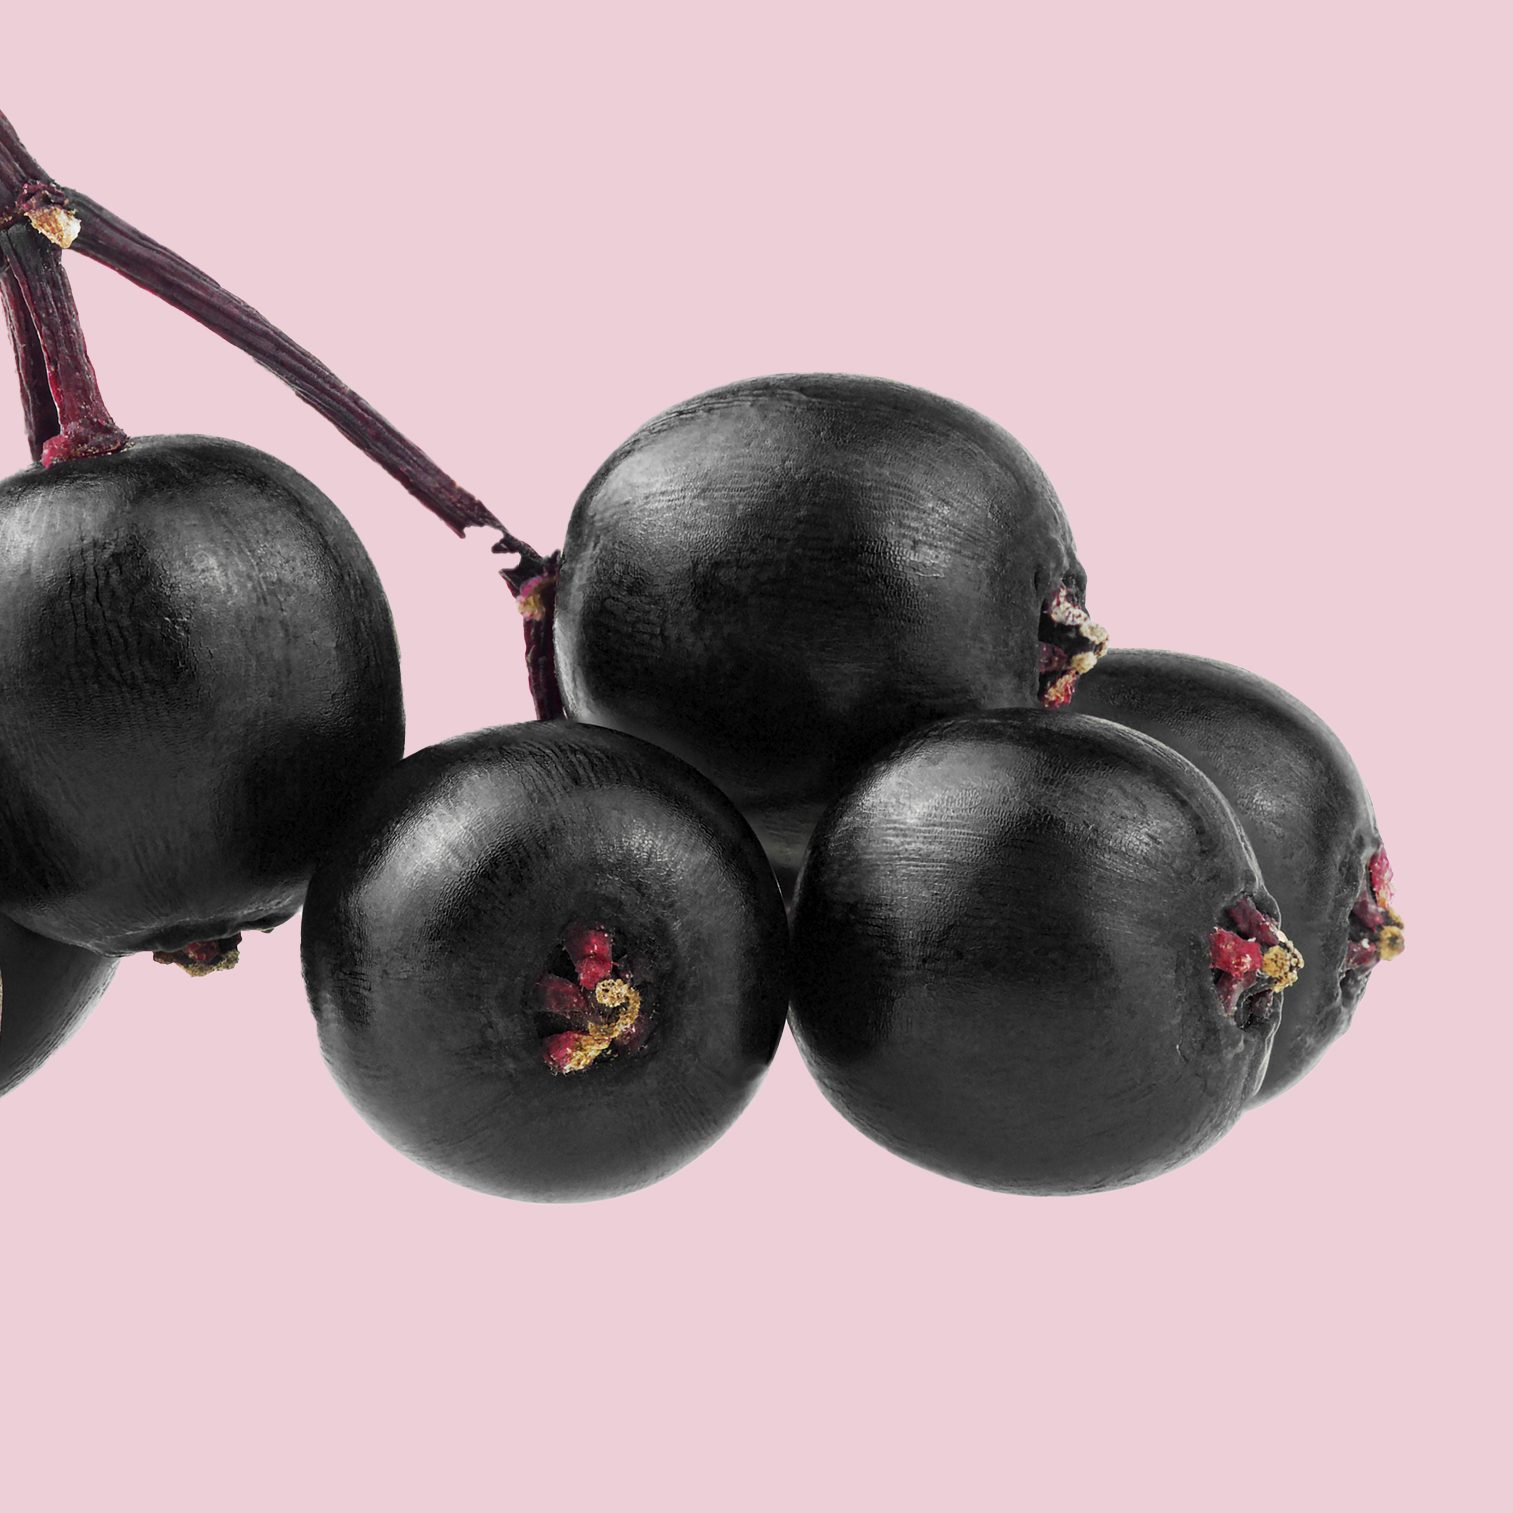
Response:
[0, 912, 116, 1099]
[0, 436, 404, 956]
[790, 710, 1282, 1195]
[1068, 649, 1393, 1101]
[301, 722, 791, 1202]
[554, 374, 1090, 890]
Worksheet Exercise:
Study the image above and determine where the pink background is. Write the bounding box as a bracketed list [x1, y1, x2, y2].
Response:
[0, 4, 1502, 1508]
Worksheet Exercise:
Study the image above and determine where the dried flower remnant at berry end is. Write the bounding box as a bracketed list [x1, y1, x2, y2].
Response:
[534, 922, 651, 1074]
[1343, 848, 1406, 977]
[1209, 897, 1304, 1027]
[152, 934, 243, 977]
[1037, 585, 1109, 707]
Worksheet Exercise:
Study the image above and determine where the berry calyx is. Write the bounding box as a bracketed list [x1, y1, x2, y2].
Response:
[151, 935, 243, 977]
[542, 979, 645, 1074]
[1037, 585, 1109, 707]
[1210, 898, 1303, 1025]
[564, 922, 614, 988]
[533, 922, 649, 1073]
[1344, 847, 1406, 973]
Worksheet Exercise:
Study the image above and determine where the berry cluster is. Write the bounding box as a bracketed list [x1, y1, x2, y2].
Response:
[0, 110, 1403, 1199]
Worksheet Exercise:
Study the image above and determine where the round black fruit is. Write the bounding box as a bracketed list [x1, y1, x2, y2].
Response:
[301, 722, 791, 1202]
[1067, 649, 1402, 1101]
[789, 710, 1301, 1195]
[0, 913, 117, 1099]
[0, 435, 404, 957]
[553, 373, 1105, 890]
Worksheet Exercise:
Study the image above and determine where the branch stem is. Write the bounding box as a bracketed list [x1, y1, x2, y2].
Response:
[0, 105, 559, 714]
[0, 107, 547, 588]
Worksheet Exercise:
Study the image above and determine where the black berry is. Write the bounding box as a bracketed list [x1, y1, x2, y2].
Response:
[1067, 649, 1402, 1100]
[0, 436, 404, 957]
[553, 374, 1104, 891]
[789, 710, 1295, 1194]
[301, 722, 790, 1202]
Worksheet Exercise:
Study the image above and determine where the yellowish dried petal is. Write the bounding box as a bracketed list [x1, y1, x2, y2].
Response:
[26, 204, 81, 250]
[178, 948, 240, 978]
[595, 978, 632, 1009]
[1260, 940, 1303, 991]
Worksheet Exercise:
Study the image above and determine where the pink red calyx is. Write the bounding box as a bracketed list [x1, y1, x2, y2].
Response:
[535, 973, 597, 1026]
[1226, 895, 1279, 946]
[152, 934, 242, 976]
[1210, 899, 1302, 1025]
[1037, 585, 1108, 707]
[533, 922, 649, 1073]
[563, 922, 614, 988]
[1344, 847, 1405, 975]
[1211, 930, 1263, 983]
[1344, 938, 1378, 970]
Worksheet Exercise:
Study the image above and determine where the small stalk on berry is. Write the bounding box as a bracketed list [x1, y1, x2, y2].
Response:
[0, 222, 127, 464]
[0, 257, 53, 461]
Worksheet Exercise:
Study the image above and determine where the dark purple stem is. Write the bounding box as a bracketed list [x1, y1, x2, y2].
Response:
[0, 223, 127, 465]
[68, 192, 541, 560]
[0, 109, 547, 588]
[0, 256, 54, 461]
[0, 111, 44, 183]
[0, 123, 67, 462]
[0, 106, 561, 717]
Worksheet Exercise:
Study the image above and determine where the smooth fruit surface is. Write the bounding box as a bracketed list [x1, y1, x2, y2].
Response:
[301, 721, 791, 1202]
[790, 710, 1286, 1194]
[554, 373, 1096, 889]
[0, 912, 116, 1099]
[1068, 649, 1398, 1100]
[0, 435, 404, 955]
